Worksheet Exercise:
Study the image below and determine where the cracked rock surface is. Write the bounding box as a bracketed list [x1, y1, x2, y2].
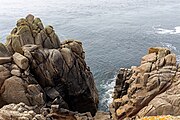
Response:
[110, 47, 180, 120]
[0, 14, 99, 119]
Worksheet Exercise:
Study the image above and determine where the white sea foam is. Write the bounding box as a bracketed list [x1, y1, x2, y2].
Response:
[176, 55, 180, 63]
[155, 26, 180, 35]
[160, 42, 180, 62]
[100, 76, 116, 109]
[160, 42, 177, 51]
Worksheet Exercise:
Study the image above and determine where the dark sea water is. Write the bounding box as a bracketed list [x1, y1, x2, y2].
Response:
[1, 0, 180, 111]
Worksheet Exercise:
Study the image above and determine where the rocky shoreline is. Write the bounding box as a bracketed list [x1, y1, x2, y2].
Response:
[1, 15, 180, 120]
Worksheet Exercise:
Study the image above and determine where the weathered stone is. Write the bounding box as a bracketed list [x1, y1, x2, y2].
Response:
[0, 57, 12, 64]
[44, 87, 59, 100]
[164, 53, 176, 66]
[11, 35, 23, 54]
[37, 22, 44, 30]
[26, 14, 34, 24]
[0, 43, 10, 57]
[148, 47, 170, 55]
[11, 69, 21, 76]
[17, 25, 34, 45]
[0, 65, 11, 88]
[110, 47, 177, 119]
[33, 18, 41, 25]
[141, 53, 156, 64]
[94, 111, 111, 120]
[138, 62, 152, 73]
[13, 52, 29, 70]
[45, 26, 54, 35]
[137, 80, 180, 117]
[155, 57, 165, 68]
[1, 76, 30, 105]
[0, 15, 99, 119]
[11, 27, 18, 34]
[61, 48, 73, 68]
[49, 32, 61, 48]
[16, 18, 29, 27]
[66, 41, 83, 56]
[35, 33, 43, 46]
[0, 103, 45, 120]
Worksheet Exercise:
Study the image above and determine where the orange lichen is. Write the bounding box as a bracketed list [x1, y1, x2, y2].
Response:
[139, 115, 180, 120]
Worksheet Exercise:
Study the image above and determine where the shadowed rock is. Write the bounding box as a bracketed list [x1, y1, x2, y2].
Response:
[0, 14, 98, 117]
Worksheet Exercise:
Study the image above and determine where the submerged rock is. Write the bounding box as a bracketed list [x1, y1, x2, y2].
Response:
[0, 14, 99, 118]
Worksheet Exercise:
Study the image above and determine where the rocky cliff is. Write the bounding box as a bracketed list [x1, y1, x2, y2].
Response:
[1, 14, 180, 120]
[0, 14, 99, 119]
[110, 47, 180, 120]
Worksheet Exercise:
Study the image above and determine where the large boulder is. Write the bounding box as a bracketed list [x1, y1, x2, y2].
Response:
[1, 76, 45, 107]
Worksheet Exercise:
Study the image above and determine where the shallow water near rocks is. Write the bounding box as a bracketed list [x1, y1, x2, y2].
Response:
[1, 0, 180, 111]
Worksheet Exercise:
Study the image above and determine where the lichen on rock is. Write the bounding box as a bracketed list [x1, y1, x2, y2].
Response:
[0, 14, 99, 119]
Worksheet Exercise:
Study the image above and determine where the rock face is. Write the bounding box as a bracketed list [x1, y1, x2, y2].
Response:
[110, 47, 179, 119]
[0, 14, 98, 117]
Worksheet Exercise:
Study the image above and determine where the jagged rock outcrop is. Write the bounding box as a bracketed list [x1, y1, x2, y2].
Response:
[0, 14, 98, 118]
[110, 47, 178, 119]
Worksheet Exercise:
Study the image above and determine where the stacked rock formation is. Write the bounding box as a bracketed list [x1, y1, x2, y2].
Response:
[0, 14, 99, 119]
[110, 47, 179, 119]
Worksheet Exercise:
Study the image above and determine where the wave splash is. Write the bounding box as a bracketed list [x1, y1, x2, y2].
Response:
[160, 42, 180, 63]
[154, 26, 180, 35]
[99, 76, 116, 111]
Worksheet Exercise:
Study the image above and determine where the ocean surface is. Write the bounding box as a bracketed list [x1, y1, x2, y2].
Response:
[1, 0, 180, 111]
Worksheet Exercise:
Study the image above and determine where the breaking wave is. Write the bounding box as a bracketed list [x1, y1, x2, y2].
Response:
[154, 26, 180, 35]
[99, 76, 116, 111]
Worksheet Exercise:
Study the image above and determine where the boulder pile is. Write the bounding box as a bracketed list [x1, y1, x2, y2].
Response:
[0, 14, 99, 119]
